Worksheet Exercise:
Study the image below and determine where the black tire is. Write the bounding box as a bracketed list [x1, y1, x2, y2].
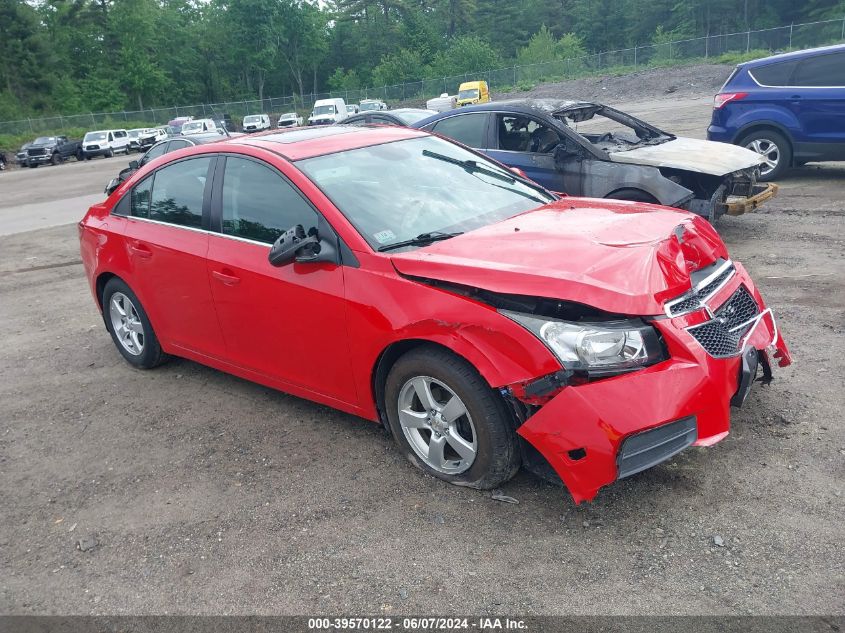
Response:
[738, 129, 791, 181]
[28, 161, 38, 168]
[106, 148, 114, 158]
[76, 149, 83, 161]
[84, 152, 90, 161]
[384, 346, 520, 490]
[51, 152, 60, 166]
[102, 277, 168, 369]
[605, 188, 659, 204]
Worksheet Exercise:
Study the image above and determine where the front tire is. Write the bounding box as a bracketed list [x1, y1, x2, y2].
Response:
[106, 148, 114, 158]
[102, 278, 167, 369]
[51, 152, 60, 166]
[739, 129, 791, 181]
[384, 346, 520, 490]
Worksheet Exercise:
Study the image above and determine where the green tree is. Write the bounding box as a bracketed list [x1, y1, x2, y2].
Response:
[427, 36, 502, 78]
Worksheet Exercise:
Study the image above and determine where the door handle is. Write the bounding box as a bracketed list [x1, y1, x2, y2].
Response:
[212, 269, 241, 286]
[128, 242, 152, 259]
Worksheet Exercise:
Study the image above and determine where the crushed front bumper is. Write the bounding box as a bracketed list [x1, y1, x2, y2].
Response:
[514, 263, 791, 503]
[722, 182, 778, 216]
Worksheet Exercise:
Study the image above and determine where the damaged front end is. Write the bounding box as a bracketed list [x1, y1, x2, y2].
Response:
[662, 166, 778, 222]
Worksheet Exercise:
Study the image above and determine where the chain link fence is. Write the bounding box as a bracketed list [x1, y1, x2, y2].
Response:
[2, 16, 843, 137]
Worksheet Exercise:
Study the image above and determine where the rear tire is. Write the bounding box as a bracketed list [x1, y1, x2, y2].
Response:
[102, 278, 168, 369]
[739, 129, 791, 181]
[384, 346, 520, 490]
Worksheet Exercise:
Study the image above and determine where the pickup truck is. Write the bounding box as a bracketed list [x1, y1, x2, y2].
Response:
[25, 135, 82, 167]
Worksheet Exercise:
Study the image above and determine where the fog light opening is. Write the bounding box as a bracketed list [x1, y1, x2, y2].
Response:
[568, 448, 587, 461]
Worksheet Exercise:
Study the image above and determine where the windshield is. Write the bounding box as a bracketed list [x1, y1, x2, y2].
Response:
[243, 115, 261, 123]
[312, 105, 336, 116]
[297, 135, 554, 251]
[181, 122, 203, 133]
[558, 105, 670, 151]
[359, 102, 380, 111]
[34, 137, 56, 144]
[458, 89, 479, 100]
[128, 130, 142, 138]
[84, 132, 107, 142]
[280, 113, 297, 120]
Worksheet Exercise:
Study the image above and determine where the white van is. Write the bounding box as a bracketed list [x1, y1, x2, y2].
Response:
[359, 99, 388, 112]
[308, 98, 348, 125]
[181, 119, 220, 135]
[426, 93, 457, 112]
[242, 114, 271, 132]
[81, 129, 131, 159]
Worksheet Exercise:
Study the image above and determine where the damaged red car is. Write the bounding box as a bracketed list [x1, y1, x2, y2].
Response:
[79, 126, 792, 503]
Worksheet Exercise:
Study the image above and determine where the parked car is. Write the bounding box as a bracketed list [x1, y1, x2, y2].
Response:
[426, 93, 457, 112]
[242, 114, 271, 132]
[308, 98, 348, 125]
[707, 44, 845, 180]
[82, 129, 131, 159]
[359, 99, 387, 112]
[277, 112, 304, 128]
[80, 126, 791, 503]
[346, 104, 360, 115]
[181, 119, 221, 135]
[341, 108, 438, 127]
[16, 143, 32, 166]
[457, 81, 490, 107]
[104, 132, 225, 195]
[127, 128, 145, 152]
[0, 151, 6, 170]
[168, 116, 193, 134]
[24, 135, 82, 166]
[414, 99, 776, 223]
[138, 128, 168, 150]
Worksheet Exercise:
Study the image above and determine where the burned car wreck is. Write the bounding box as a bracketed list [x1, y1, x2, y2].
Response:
[414, 99, 777, 222]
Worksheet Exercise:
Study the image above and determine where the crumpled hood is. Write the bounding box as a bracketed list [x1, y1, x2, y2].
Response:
[609, 137, 765, 176]
[390, 199, 728, 315]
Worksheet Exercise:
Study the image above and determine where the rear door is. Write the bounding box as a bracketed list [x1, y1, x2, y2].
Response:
[117, 155, 226, 358]
[205, 154, 357, 405]
[790, 50, 845, 158]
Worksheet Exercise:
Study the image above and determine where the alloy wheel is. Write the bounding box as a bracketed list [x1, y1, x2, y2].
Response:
[397, 376, 477, 474]
[745, 138, 780, 177]
[109, 292, 145, 356]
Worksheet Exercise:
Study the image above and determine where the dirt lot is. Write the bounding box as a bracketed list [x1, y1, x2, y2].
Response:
[0, 64, 843, 616]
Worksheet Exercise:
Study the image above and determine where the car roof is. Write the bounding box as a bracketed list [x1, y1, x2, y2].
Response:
[413, 98, 593, 127]
[220, 125, 426, 160]
[740, 43, 845, 67]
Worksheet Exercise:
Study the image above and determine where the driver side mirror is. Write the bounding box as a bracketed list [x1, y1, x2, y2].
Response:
[129, 160, 139, 170]
[268, 224, 338, 267]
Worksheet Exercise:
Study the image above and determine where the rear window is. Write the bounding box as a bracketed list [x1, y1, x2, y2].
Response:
[749, 60, 799, 86]
[793, 52, 845, 87]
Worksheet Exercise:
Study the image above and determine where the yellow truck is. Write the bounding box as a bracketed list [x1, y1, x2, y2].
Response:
[457, 81, 490, 107]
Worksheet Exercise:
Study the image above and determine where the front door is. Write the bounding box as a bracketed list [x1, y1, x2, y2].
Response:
[206, 155, 358, 406]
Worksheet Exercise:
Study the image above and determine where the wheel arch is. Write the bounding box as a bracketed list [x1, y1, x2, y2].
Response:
[733, 121, 794, 150]
[604, 187, 660, 204]
[371, 338, 503, 429]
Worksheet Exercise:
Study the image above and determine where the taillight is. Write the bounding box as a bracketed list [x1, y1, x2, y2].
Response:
[713, 92, 748, 109]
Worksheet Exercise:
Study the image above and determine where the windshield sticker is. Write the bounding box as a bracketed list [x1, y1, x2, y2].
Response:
[373, 230, 396, 244]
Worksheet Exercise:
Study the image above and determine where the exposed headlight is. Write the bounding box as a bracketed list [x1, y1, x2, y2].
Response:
[502, 311, 666, 373]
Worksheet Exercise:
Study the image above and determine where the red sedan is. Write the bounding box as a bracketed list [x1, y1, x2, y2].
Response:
[79, 126, 792, 503]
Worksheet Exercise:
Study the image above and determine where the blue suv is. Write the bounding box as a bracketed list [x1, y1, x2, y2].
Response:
[707, 44, 845, 180]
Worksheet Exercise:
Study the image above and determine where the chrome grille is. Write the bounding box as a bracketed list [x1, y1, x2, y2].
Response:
[687, 285, 760, 358]
[665, 260, 736, 317]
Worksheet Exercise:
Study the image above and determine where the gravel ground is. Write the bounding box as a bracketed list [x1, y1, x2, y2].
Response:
[0, 64, 843, 616]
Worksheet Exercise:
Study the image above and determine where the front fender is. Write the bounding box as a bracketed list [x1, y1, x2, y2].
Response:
[343, 259, 561, 420]
[583, 160, 694, 208]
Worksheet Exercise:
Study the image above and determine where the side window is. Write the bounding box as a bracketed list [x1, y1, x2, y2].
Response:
[221, 156, 317, 244]
[750, 60, 798, 86]
[497, 115, 561, 153]
[140, 142, 169, 165]
[793, 52, 845, 87]
[130, 177, 153, 218]
[149, 157, 213, 228]
[168, 139, 191, 151]
[430, 113, 487, 148]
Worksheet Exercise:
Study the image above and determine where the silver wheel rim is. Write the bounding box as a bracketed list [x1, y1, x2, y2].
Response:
[397, 376, 477, 474]
[745, 138, 780, 176]
[109, 292, 144, 356]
